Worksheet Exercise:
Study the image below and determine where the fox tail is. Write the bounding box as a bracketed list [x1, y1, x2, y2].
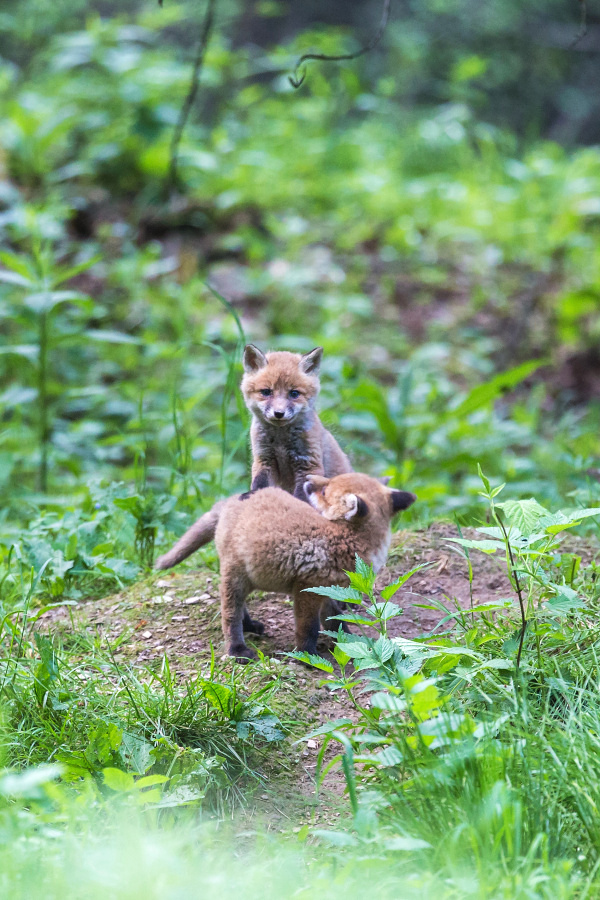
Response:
[154, 499, 227, 570]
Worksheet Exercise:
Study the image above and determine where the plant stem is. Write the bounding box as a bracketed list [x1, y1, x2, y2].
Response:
[38, 311, 49, 493]
[497, 514, 527, 668]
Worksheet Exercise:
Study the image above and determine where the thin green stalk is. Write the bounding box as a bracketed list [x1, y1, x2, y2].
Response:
[496, 514, 527, 669]
[38, 311, 49, 493]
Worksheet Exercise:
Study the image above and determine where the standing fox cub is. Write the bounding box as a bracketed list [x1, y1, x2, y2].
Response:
[155, 344, 352, 570]
[241, 344, 351, 499]
[215, 472, 416, 662]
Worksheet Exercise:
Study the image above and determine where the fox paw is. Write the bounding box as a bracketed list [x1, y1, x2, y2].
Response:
[239, 491, 252, 501]
[228, 643, 257, 663]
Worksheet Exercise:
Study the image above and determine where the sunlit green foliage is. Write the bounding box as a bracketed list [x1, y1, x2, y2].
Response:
[1, 2, 600, 896]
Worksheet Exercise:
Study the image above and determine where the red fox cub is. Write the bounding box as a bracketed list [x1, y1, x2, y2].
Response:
[155, 344, 352, 570]
[241, 344, 352, 499]
[214, 472, 416, 662]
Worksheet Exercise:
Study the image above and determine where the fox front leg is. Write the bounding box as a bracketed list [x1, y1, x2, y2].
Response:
[239, 465, 272, 501]
[292, 475, 310, 503]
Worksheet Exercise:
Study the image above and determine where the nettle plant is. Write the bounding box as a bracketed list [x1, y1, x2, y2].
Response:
[448, 464, 600, 670]
[291, 467, 600, 846]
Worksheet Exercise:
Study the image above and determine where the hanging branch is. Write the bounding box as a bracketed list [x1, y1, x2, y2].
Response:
[166, 0, 217, 192]
[289, 0, 392, 89]
[569, 0, 588, 48]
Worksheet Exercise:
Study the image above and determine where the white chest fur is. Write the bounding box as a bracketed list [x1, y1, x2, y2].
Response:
[369, 528, 392, 574]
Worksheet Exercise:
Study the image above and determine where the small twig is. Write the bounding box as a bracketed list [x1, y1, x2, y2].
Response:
[497, 515, 527, 669]
[289, 0, 392, 88]
[167, 0, 217, 192]
[569, 0, 588, 48]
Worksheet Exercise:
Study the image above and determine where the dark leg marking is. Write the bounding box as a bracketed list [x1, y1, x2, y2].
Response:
[242, 605, 265, 635]
[239, 468, 271, 501]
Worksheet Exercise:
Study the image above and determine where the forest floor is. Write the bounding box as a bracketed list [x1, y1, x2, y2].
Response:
[40, 523, 598, 830]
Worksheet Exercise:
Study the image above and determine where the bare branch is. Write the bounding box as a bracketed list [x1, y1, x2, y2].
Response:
[167, 0, 217, 192]
[569, 0, 588, 48]
[289, 0, 392, 89]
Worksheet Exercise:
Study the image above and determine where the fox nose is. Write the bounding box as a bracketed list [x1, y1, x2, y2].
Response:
[273, 410, 284, 419]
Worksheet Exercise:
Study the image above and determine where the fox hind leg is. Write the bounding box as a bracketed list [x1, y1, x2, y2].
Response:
[321, 598, 351, 634]
[242, 605, 264, 635]
[220, 571, 256, 661]
[293, 588, 323, 656]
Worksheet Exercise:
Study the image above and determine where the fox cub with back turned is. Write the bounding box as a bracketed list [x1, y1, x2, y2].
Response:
[155, 344, 352, 570]
[214, 472, 416, 661]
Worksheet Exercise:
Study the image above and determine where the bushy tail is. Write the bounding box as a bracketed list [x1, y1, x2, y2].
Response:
[154, 499, 227, 570]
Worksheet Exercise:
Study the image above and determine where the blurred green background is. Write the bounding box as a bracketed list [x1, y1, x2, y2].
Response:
[1, 0, 599, 589]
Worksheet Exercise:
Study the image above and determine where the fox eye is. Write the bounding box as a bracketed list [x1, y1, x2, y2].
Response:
[289, 389, 300, 399]
[259, 388, 272, 397]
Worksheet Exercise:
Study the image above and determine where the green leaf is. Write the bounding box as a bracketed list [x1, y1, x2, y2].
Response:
[495, 498, 550, 536]
[536, 508, 600, 535]
[392, 636, 433, 658]
[0, 344, 39, 363]
[237, 715, 284, 742]
[373, 746, 404, 767]
[312, 829, 358, 848]
[302, 718, 353, 740]
[477, 463, 490, 493]
[133, 774, 168, 790]
[200, 681, 234, 714]
[384, 835, 432, 851]
[335, 640, 375, 659]
[0, 251, 35, 280]
[454, 360, 544, 416]
[347, 556, 375, 593]
[285, 651, 334, 672]
[303, 585, 364, 604]
[0, 764, 62, 799]
[370, 692, 407, 712]
[333, 644, 351, 667]
[0, 269, 32, 287]
[103, 768, 135, 792]
[380, 564, 430, 600]
[446, 538, 504, 554]
[327, 613, 374, 626]
[86, 329, 142, 344]
[24, 290, 89, 314]
[367, 601, 403, 621]
[545, 591, 586, 616]
[54, 255, 101, 285]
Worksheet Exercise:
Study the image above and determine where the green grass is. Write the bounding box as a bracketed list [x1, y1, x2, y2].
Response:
[1, 3, 600, 896]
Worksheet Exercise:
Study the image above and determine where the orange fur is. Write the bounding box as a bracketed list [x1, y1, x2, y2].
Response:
[214, 473, 416, 661]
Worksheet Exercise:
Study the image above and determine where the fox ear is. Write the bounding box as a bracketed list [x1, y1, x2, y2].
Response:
[377, 476, 392, 486]
[243, 344, 267, 373]
[390, 490, 417, 513]
[299, 347, 323, 375]
[344, 493, 369, 520]
[305, 474, 329, 494]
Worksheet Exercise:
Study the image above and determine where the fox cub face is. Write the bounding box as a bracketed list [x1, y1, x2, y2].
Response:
[242, 345, 322, 426]
[305, 472, 416, 522]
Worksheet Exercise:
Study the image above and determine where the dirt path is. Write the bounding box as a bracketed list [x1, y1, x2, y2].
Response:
[40, 524, 515, 821]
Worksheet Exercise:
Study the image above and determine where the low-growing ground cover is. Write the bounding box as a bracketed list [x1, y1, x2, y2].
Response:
[2, 480, 600, 897]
